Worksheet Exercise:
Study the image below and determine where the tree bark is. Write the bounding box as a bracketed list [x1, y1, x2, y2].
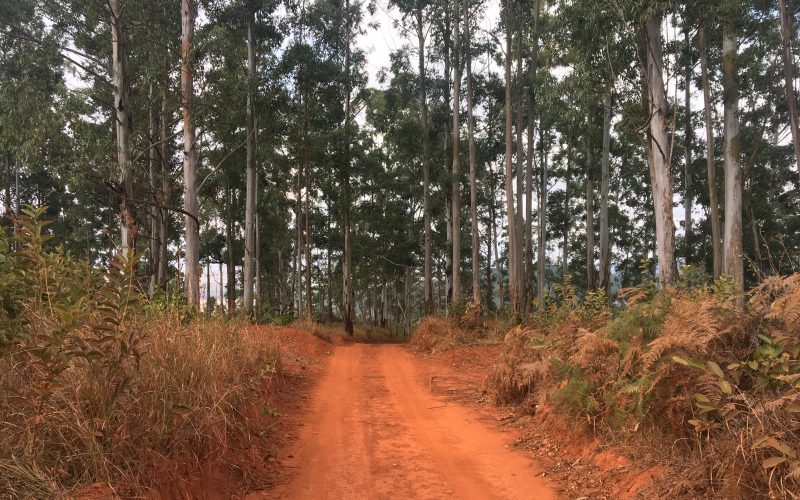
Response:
[537, 127, 547, 302]
[181, 0, 200, 306]
[644, 14, 678, 287]
[157, 85, 170, 290]
[599, 93, 611, 295]
[563, 134, 572, 279]
[503, 0, 520, 315]
[525, 0, 541, 310]
[451, 0, 461, 302]
[226, 184, 236, 313]
[585, 131, 595, 290]
[683, 22, 693, 264]
[464, 2, 479, 306]
[515, 27, 525, 311]
[148, 83, 161, 297]
[243, 3, 257, 316]
[779, 0, 800, 171]
[110, 0, 136, 251]
[416, 8, 434, 315]
[722, 28, 744, 305]
[342, 0, 354, 335]
[699, 26, 722, 280]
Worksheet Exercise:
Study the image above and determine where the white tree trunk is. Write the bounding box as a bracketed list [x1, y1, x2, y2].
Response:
[599, 93, 611, 294]
[503, 3, 520, 315]
[110, 0, 135, 251]
[451, 0, 461, 302]
[645, 14, 677, 287]
[722, 29, 744, 305]
[181, 0, 200, 306]
[243, 5, 257, 315]
[699, 27, 722, 280]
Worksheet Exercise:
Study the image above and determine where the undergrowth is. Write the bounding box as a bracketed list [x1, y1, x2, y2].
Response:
[0, 207, 281, 497]
[410, 302, 510, 354]
[297, 318, 403, 344]
[482, 268, 800, 497]
[416, 266, 800, 497]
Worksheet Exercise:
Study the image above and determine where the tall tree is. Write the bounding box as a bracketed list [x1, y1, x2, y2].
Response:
[503, 0, 521, 315]
[451, 0, 461, 302]
[599, 93, 611, 295]
[243, 0, 257, 315]
[181, 0, 200, 306]
[683, 18, 692, 263]
[342, 0, 354, 335]
[110, 0, 135, 251]
[415, 5, 434, 314]
[464, 0, 479, 306]
[778, 0, 800, 171]
[643, 13, 677, 287]
[585, 129, 595, 290]
[699, 25, 722, 279]
[722, 19, 743, 304]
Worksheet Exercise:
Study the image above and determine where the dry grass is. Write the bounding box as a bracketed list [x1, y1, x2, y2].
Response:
[0, 316, 281, 497]
[480, 276, 800, 497]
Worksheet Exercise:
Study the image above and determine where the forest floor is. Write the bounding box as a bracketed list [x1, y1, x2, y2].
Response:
[243, 326, 663, 500]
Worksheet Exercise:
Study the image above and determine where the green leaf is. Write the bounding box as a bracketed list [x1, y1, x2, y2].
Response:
[706, 361, 724, 379]
[673, 355, 706, 371]
[717, 380, 733, 395]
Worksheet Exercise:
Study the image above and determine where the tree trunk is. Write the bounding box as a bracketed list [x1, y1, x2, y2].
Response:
[416, 9, 434, 315]
[525, 0, 541, 310]
[451, 0, 461, 302]
[181, 0, 200, 306]
[157, 86, 170, 290]
[503, 1, 520, 315]
[563, 134, 571, 279]
[490, 162, 503, 308]
[464, 3, 479, 306]
[110, 0, 136, 251]
[219, 260, 225, 313]
[403, 265, 412, 336]
[722, 28, 744, 305]
[304, 182, 312, 319]
[537, 127, 547, 302]
[644, 14, 678, 287]
[342, 0, 354, 335]
[599, 93, 611, 295]
[585, 131, 595, 290]
[683, 22, 693, 264]
[779, 0, 800, 171]
[515, 29, 525, 312]
[226, 185, 237, 314]
[243, 3, 257, 315]
[699, 26, 722, 280]
[148, 83, 161, 297]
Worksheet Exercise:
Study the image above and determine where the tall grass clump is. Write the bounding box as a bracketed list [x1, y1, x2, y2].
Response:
[0, 207, 280, 496]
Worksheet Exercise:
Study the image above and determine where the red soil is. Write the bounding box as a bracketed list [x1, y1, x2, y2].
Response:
[248, 340, 556, 499]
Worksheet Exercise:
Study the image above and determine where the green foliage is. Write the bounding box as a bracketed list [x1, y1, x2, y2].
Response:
[551, 359, 598, 417]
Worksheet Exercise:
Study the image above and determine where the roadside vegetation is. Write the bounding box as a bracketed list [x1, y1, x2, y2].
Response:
[415, 268, 800, 498]
[0, 209, 281, 497]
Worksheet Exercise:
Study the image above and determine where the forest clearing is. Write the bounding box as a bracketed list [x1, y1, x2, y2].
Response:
[3, 0, 800, 498]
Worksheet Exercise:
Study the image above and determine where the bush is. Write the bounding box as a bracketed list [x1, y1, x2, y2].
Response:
[0, 208, 281, 496]
[486, 272, 800, 496]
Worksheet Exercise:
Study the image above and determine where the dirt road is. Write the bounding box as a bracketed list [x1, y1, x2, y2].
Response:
[253, 343, 555, 500]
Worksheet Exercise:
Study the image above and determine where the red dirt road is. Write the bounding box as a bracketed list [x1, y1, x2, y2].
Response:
[251, 343, 556, 500]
